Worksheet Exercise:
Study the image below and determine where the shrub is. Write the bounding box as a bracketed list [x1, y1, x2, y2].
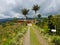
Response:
[51, 36, 57, 43]
[54, 38, 60, 45]
[52, 37, 60, 45]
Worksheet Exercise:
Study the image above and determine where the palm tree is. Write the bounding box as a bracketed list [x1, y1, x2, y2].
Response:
[21, 8, 29, 20]
[32, 5, 40, 14]
[32, 5, 40, 23]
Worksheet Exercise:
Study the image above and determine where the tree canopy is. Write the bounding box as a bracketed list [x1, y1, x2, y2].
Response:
[32, 5, 40, 13]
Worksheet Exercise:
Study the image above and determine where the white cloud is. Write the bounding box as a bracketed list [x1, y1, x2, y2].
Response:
[0, 0, 60, 19]
[43, 0, 57, 13]
[0, 14, 10, 19]
[12, 13, 24, 18]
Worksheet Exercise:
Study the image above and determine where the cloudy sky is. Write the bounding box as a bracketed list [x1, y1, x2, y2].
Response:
[0, 0, 60, 19]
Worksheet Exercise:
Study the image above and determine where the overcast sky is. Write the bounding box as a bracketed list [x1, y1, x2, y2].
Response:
[0, 0, 60, 19]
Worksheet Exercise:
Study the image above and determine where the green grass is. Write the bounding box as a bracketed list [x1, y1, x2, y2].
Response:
[30, 27, 41, 45]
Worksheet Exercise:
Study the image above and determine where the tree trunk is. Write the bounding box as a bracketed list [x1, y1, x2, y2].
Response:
[24, 15, 27, 25]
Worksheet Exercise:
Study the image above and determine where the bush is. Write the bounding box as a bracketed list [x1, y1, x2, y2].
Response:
[51, 36, 57, 43]
[52, 37, 60, 45]
[55, 38, 60, 45]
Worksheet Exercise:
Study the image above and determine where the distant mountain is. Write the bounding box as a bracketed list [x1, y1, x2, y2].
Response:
[0, 18, 13, 23]
[0, 18, 35, 23]
[0, 17, 46, 23]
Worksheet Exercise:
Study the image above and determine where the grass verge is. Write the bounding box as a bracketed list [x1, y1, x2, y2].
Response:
[30, 27, 41, 45]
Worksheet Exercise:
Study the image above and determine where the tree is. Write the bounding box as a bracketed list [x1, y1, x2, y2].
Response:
[21, 8, 29, 20]
[38, 14, 41, 19]
[54, 15, 60, 35]
[37, 14, 41, 22]
[36, 14, 41, 27]
[32, 5, 40, 14]
[48, 15, 53, 21]
[48, 15, 55, 33]
[32, 5, 40, 23]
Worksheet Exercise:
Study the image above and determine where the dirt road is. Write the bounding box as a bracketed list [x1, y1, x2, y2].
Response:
[23, 26, 30, 45]
[32, 27, 51, 45]
[23, 24, 51, 45]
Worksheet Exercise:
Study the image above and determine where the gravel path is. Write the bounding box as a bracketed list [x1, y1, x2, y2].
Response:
[23, 26, 30, 45]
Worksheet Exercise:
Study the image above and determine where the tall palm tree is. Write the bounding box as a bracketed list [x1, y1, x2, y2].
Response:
[32, 5, 40, 14]
[21, 8, 29, 21]
[32, 5, 40, 23]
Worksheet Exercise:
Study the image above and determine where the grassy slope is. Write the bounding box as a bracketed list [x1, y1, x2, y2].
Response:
[30, 27, 41, 45]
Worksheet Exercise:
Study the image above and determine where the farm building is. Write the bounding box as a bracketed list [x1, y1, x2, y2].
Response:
[17, 18, 35, 24]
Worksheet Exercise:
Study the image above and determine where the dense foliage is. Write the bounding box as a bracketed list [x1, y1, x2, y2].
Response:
[54, 15, 60, 35]
[36, 14, 60, 45]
